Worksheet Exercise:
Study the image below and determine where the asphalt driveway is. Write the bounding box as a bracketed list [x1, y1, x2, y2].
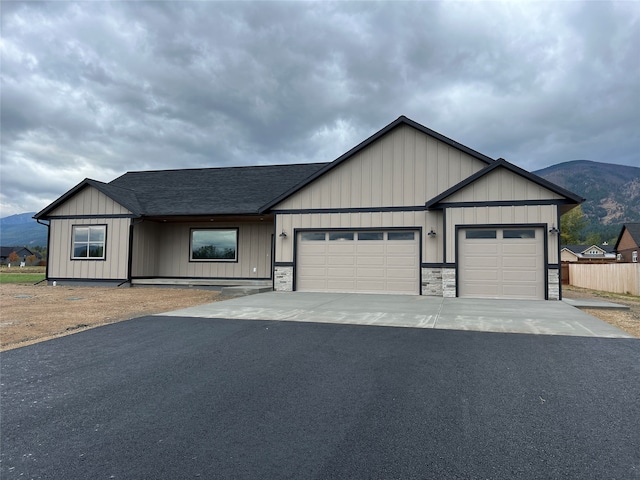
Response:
[1, 315, 639, 479]
[164, 292, 633, 338]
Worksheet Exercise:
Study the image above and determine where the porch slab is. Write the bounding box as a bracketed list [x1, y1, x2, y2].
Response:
[131, 278, 272, 288]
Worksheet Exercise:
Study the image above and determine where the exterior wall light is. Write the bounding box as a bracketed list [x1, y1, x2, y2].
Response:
[549, 226, 560, 234]
[428, 229, 436, 237]
[279, 230, 288, 238]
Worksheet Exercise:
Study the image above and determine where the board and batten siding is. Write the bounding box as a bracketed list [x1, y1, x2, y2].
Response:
[441, 168, 566, 203]
[140, 221, 273, 279]
[49, 186, 132, 216]
[48, 217, 131, 280]
[275, 211, 443, 264]
[46, 186, 133, 280]
[274, 124, 487, 211]
[445, 205, 559, 264]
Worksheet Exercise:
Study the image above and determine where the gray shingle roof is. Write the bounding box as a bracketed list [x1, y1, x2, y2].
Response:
[107, 163, 328, 216]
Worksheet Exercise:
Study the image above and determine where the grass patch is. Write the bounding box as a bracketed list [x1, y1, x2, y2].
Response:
[0, 267, 46, 284]
[0, 273, 46, 284]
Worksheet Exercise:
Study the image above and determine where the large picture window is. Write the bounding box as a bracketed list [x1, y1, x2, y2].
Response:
[191, 229, 238, 261]
[72, 225, 106, 259]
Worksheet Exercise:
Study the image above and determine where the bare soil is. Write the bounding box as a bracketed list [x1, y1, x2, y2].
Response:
[1, 283, 219, 351]
[562, 285, 640, 338]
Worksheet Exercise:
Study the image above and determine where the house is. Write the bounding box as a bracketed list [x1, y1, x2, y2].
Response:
[34, 116, 584, 300]
[614, 223, 640, 263]
[0, 246, 40, 266]
[560, 244, 617, 263]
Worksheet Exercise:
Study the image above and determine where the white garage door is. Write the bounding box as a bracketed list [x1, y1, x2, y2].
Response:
[296, 230, 420, 294]
[458, 227, 545, 299]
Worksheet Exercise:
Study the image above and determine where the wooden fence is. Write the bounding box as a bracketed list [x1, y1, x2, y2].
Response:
[568, 263, 640, 296]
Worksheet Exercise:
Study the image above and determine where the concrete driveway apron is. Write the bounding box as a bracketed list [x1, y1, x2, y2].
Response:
[161, 292, 633, 338]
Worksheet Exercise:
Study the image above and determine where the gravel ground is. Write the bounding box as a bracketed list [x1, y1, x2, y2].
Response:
[0, 283, 219, 351]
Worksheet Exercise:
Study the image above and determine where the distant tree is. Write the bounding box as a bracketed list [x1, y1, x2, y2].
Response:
[8, 251, 20, 264]
[26, 254, 37, 265]
[560, 205, 588, 244]
[584, 232, 601, 246]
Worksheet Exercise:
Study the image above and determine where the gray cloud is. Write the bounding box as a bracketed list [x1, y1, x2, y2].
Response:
[1, 1, 638, 216]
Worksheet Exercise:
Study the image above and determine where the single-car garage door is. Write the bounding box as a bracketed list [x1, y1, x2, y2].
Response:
[458, 227, 545, 299]
[296, 230, 420, 294]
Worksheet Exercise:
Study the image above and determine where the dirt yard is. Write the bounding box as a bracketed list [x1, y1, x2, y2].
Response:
[1, 283, 219, 351]
[562, 285, 640, 338]
[1, 283, 638, 351]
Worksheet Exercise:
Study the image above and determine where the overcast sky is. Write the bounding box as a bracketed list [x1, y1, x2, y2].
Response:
[1, 1, 639, 216]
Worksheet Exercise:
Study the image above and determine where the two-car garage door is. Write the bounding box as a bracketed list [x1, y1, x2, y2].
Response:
[458, 227, 545, 299]
[296, 230, 420, 294]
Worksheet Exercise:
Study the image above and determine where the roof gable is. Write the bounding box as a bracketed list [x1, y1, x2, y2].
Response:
[426, 158, 585, 209]
[262, 116, 496, 211]
[614, 223, 640, 250]
[34, 179, 140, 219]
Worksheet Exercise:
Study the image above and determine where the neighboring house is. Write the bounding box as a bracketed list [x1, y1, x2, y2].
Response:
[614, 223, 640, 263]
[560, 244, 617, 263]
[34, 116, 584, 300]
[0, 246, 40, 266]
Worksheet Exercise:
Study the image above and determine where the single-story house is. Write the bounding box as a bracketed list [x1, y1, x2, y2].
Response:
[34, 116, 584, 300]
[614, 223, 640, 263]
[560, 244, 617, 263]
[0, 246, 41, 266]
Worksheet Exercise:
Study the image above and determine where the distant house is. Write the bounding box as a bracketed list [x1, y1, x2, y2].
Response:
[560, 244, 617, 263]
[0, 246, 41, 266]
[614, 223, 640, 263]
[34, 116, 584, 300]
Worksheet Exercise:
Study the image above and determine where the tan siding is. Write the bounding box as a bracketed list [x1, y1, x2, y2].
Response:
[49, 186, 131, 216]
[151, 220, 272, 278]
[274, 124, 487, 210]
[443, 168, 565, 203]
[131, 221, 160, 277]
[445, 205, 559, 264]
[48, 218, 131, 279]
[275, 210, 443, 264]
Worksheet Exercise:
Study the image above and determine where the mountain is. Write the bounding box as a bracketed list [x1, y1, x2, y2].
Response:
[0, 212, 48, 247]
[535, 160, 640, 242]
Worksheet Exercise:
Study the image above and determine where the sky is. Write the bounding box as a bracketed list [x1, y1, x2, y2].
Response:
[1, 1, 639, 217]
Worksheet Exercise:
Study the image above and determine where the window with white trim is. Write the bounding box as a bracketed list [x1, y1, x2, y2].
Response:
[633, 251, 638, 263]
[72, 225, 106, 259]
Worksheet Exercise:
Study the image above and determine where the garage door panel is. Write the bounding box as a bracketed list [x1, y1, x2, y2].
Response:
[502, 257, 538, 268]
[464, 283, 500, 296]
[503, 271, 538, 281]
[465, 270, 499, 281]
[327, 256, 355, 266]
[503, 244, 538, 255]
[357, 245, 385, 255]
[327, 245, 356, 255]
[387, 256, 417, 267]
[356, 256, 385, 266]
[356, 280, 386, 291]
[297, 230, 419, 294]
[466, 257, 499, 268]
[459, 227, 544, 300]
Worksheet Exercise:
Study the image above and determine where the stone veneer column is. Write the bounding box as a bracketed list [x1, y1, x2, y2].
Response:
[421, 268, 443, 296]
[274, 266, 293, 292]
[442, 268, 457, 298]
[548, 269, 560, 300]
